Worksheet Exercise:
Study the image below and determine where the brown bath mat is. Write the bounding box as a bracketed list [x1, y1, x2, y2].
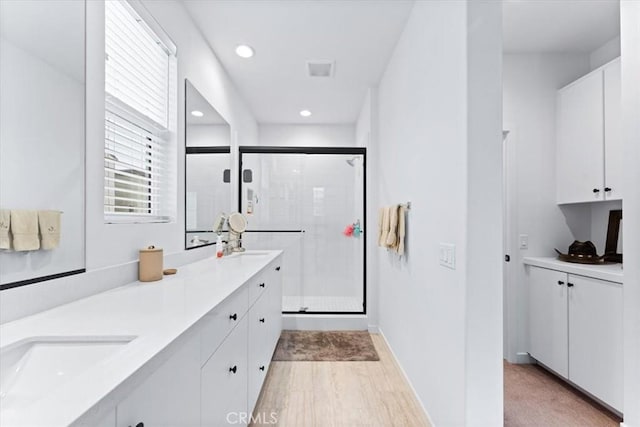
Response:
[272, 330, 380, 361]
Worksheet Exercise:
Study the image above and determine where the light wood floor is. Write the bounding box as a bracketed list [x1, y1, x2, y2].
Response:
[251, 333, 432, 427]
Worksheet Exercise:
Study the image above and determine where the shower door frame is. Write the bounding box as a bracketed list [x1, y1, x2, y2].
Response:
[238, 146, 367, 315]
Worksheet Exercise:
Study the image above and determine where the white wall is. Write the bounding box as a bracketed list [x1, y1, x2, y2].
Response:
[258, 124, 355, 147]
[355, 88, 379, 330]
[590, 36, 621, 70]
[502, 53, 591, 361]
[376, 1, 502, 425]
[0, 0, 258, 323]
[621, 2, 640, 425]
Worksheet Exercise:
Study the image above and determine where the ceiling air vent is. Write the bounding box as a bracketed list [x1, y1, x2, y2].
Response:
[306, 61, 335, 78]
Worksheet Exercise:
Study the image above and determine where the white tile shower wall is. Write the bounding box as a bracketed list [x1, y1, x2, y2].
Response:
[186, 154, 231, 230]
[0, 0, 258, 324]
[242, 154, 364, 303]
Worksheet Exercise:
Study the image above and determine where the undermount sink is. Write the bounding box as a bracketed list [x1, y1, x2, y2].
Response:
[0, 336, 135, 411]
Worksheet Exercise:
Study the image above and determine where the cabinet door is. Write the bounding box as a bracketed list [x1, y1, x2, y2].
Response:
[604, 59, 623, 201]
[557, 71, 605, 204]
[528, 267, 568, 378]
[247, 293, 269, 415]
[116, 334, 200, 427]
[201, 317, 248, 427]
[568, 275, 623, 411]
[247, 263, 283, 414]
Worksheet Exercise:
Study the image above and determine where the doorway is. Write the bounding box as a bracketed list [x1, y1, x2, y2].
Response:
[239, 146, 366, 315]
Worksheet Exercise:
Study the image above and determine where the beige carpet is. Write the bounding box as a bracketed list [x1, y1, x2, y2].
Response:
[504, 361, 622, 427]
[272, 330, 380, 362]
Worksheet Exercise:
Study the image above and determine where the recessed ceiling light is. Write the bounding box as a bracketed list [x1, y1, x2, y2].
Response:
[235, 45, 254, 58]
[191, 110, 204, 117]
[300, 110, 312, 117]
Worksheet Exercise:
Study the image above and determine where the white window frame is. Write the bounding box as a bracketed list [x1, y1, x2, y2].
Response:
[104, 0, 177, 224]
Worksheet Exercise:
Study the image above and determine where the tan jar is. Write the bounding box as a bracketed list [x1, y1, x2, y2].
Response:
[139, 246, 163, 282]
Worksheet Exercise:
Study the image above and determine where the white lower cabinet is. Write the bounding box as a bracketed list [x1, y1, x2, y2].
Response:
[116, 333, 201, 427]
[528, 267, 569, 378]
[527, 266, 623, 412]
[201, 317, 248, 427]
[568, 275, 623, 411]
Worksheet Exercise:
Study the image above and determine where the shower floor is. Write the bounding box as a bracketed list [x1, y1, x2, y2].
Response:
[282, 296, 363, 313]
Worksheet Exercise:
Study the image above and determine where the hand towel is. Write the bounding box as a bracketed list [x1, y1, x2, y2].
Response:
[386, 205, 399, 248]
[11, 210, 39, 251]
[377, 207, 385, 247]
[38, 210, 61, 250]
[396, 205, 406, 256]
[379, 207, 391, 247]
[0, 209, 10, 249]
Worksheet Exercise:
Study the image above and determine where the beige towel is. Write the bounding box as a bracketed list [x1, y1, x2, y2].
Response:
[379, 207, 391, 247]
[0, 209, 10, 249]
[397, 205, 406, 256]
[386, 205, 399, 248]
[11, 210, 39, 251]
[39, 210, 61, 250]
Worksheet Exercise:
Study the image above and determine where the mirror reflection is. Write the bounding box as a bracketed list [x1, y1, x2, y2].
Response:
[0, 0, 85, 286]
[185, 80, 231, 249]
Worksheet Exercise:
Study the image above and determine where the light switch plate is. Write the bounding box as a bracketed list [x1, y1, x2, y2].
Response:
[519, 234, 529, 250]
[439, 243, 456, 269]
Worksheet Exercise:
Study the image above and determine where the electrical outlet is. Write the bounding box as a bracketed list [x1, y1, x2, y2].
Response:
[439, 243, 456, 269]
[519, 234, 529, 250]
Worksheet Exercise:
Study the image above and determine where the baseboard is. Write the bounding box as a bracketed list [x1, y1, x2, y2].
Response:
[513, 352, 533, 364]
[377, 328, 435, 427]
[282, 314, 368, 330]
[368, 324, 380, 333]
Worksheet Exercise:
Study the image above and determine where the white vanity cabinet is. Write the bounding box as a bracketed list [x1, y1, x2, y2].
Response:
[556, 58, 622, 204]
[527, 264, 623, 412]
[247, 265, 283, 413]
[201, 317, 249, 427]
[116, 333, 201, 427]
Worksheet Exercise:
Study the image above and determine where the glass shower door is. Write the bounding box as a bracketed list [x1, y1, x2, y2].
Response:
[240, 149, 365, 314]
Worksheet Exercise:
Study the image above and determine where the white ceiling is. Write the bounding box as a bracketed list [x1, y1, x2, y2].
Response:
[503, 0, 620, 53]
[183, 0, 414, 124]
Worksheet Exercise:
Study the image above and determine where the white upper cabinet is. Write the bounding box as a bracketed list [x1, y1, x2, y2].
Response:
[604, 59, 623, 200]
[556, 58, 622, 204]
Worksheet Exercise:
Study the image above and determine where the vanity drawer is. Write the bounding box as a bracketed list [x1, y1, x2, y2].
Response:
[200, 285, 248, 366]
[248, 262, 282, 307]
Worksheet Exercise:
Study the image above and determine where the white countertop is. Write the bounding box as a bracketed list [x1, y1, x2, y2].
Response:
[523, 257, 623, 284]
[0, 250, 282, 427]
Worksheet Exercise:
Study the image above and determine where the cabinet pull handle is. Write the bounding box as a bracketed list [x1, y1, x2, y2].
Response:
[229, 365, 237, 374]
[259, 318, 265, 323]
[259, 283, 265, 288]
[557, 281, 564, 285]
[567, 283, 574, 287]
[593, 188, 600, 193]
[605, 187, 612, 192]
[229, 313, 238, 321]
[136, 424, 144, 427]
[259, 366, 265, 371]
[276, 266, 281, 271]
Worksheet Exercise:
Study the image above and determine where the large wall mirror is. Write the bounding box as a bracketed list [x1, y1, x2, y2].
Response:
[0, 0, 86, 288]
[185, 80, 232, 249]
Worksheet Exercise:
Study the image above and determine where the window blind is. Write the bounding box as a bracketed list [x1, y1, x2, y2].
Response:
[104, 0, 174, 222]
